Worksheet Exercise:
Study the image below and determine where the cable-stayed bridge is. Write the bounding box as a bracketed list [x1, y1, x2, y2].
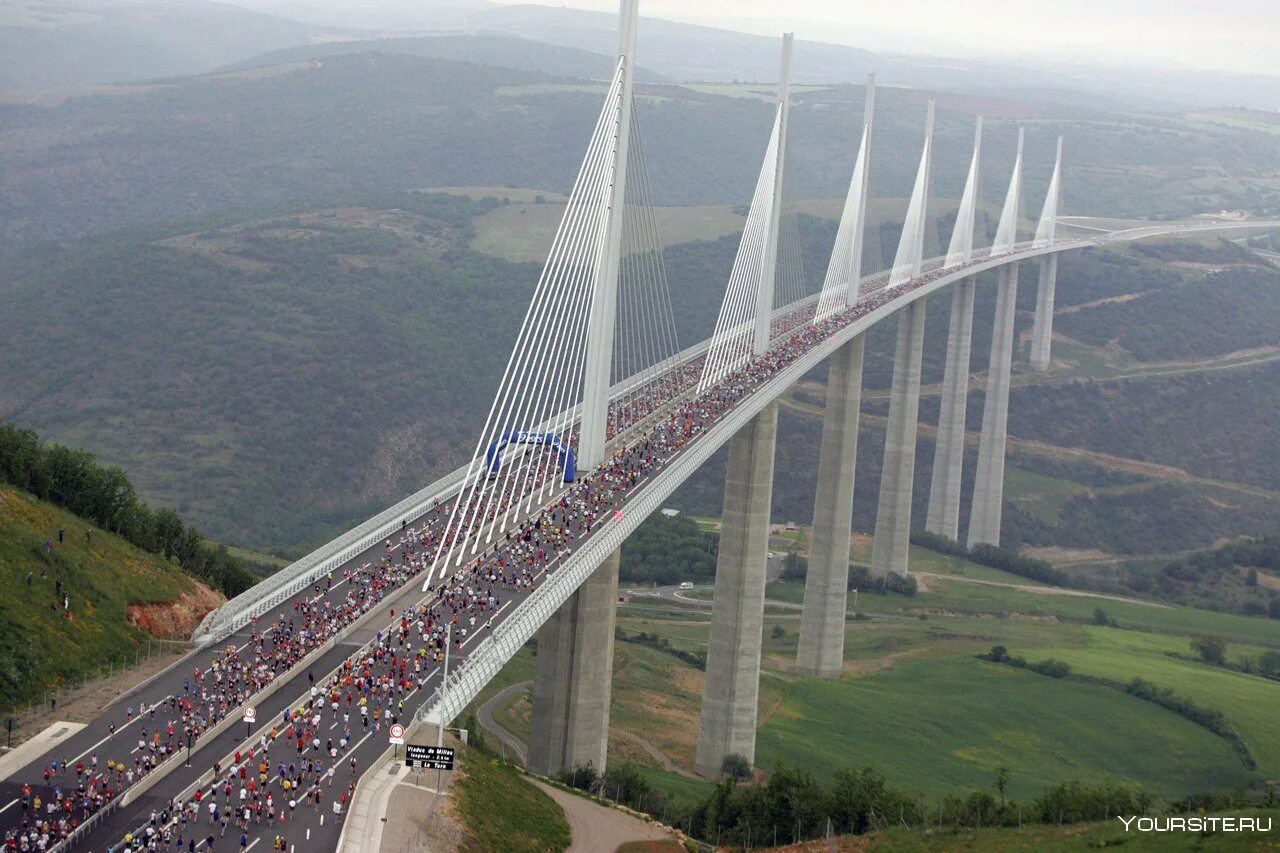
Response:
[5, 2, 1279, 850]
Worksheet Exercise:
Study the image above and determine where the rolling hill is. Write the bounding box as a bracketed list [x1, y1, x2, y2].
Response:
[0, 0, 336, 92]
[4, 49, 1279, 255]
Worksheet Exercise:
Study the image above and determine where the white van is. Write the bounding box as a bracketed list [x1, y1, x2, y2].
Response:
[678, 581, 694, 590]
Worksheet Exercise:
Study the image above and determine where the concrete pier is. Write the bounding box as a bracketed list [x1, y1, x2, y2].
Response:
[1029, 256, 1058, 371]
[528, 548, 620, 777]
[797, 336, 865, 677]
[968, 263, 1019, 547]
[871, 300, 927, 577]
[925, 278, 976, 540]
[695, 403, 778, 777]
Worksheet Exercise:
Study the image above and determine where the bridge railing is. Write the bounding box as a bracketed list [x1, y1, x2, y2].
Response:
[193, 461, 475, 642]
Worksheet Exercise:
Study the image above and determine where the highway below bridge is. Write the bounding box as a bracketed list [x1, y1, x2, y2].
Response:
[2, 217, 1277, 853]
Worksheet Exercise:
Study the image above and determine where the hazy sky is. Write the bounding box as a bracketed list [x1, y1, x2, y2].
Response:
[490, 0, 1280, 76]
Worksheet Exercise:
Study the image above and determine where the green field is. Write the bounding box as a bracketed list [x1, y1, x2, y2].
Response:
[1037, 627, 1280, 776]
[468, 194, 1016, 263]
[632, 765, 714, 811]
[1003, 466, 1092, 524]
[755, 655, 1258, 800]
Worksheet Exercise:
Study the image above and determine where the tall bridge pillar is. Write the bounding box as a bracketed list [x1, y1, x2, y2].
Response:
[871, 300, 927, 577]
[968, 263, 1019, 547]
[528, 548, 620, 777]
[797, 336, 864, 677]
[696, 403, 778, 777]
[1029, 256, 1058, 371]
[926, 277, 976, 540]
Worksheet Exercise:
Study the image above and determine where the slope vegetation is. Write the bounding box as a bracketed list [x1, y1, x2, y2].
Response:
[0, 485, 220, 706]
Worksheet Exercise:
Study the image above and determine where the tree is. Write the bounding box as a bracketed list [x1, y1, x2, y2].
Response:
[781, 549, 806, 581]
[1245, 568, 1259, 587]
[1191, 635, 1227, 666]
[994, 767, 1011, 806]
[771, 624, 785, 640]
[1259, 650, 1280, 677]
[987, 645, 1009, 663]
[721, 753, 752, 781]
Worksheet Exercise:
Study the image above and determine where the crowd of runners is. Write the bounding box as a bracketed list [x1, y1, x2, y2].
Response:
[3, 245, 1006, 852]
[2, 524, 450, 852]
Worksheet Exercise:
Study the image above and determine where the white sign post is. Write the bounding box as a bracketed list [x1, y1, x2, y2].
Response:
[389, 722, 406, 758]
[243, 705, 256, 738]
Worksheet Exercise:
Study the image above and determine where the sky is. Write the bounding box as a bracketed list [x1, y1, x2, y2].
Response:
[488, 0, 1280, 76]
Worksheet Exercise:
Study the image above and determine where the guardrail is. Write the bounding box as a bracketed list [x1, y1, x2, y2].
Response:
[193, 461, 474, 643]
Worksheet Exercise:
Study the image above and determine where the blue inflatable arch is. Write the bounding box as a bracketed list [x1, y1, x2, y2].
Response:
[484, 431, 576, 483]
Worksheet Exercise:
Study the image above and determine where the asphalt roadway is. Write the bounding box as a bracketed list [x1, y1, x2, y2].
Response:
[0, 506, 499, 852]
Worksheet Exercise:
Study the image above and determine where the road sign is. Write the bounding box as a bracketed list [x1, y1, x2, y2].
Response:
[389, 723, 406, 745]
[242, 706, 256, 723]
[405, 744, 455, 771]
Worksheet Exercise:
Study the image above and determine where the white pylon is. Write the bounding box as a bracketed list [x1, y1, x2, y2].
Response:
[944, 116, 983, 267]
[889, 98, 935, 287]
[813, 72, 876, 322]
[990, 127, 1025, 257]
[579, 0, 639, 470]
[1033, 136, 1064, 248]
[753, 32, 794, 355]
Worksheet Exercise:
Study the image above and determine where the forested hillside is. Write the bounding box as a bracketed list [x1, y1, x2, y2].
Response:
[0, 193, 531, 547]
[4, 48, 1280, 254]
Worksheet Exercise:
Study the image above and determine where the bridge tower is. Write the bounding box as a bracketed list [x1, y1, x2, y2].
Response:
[1030, 137, 1064, 371]
[871, 98, 935, 578]
[695, 33, 793, 778]
[968, 127, 1025, 548]
[926, 116, 984, 542]
[527, 0, 638, 779]
[797, 73, 876, 678]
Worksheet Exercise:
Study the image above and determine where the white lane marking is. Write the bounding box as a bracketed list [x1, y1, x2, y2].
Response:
[460, 601, 509, 651]
[0, 798, 18, 815]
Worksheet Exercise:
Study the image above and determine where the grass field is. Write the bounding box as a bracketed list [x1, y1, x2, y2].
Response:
[754, 655, 1258, 801]
[1035, 627, 1280, 777]
[1003, 466, 1092, 524]
[468, 193, 1021, 263]
[453, 744, 571, 852]
[632, 766, 714, 811]
[0, 485, 202, 706]
[909, 576, 1280, 646]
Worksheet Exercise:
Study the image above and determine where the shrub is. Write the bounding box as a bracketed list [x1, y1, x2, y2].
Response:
[1028, 658, 1071, 678]
[847, 566, 917, 597]
[721, 753, 752, 781]
[1033, 780, 1151, 824]
[1191, 635, 1227, 666]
